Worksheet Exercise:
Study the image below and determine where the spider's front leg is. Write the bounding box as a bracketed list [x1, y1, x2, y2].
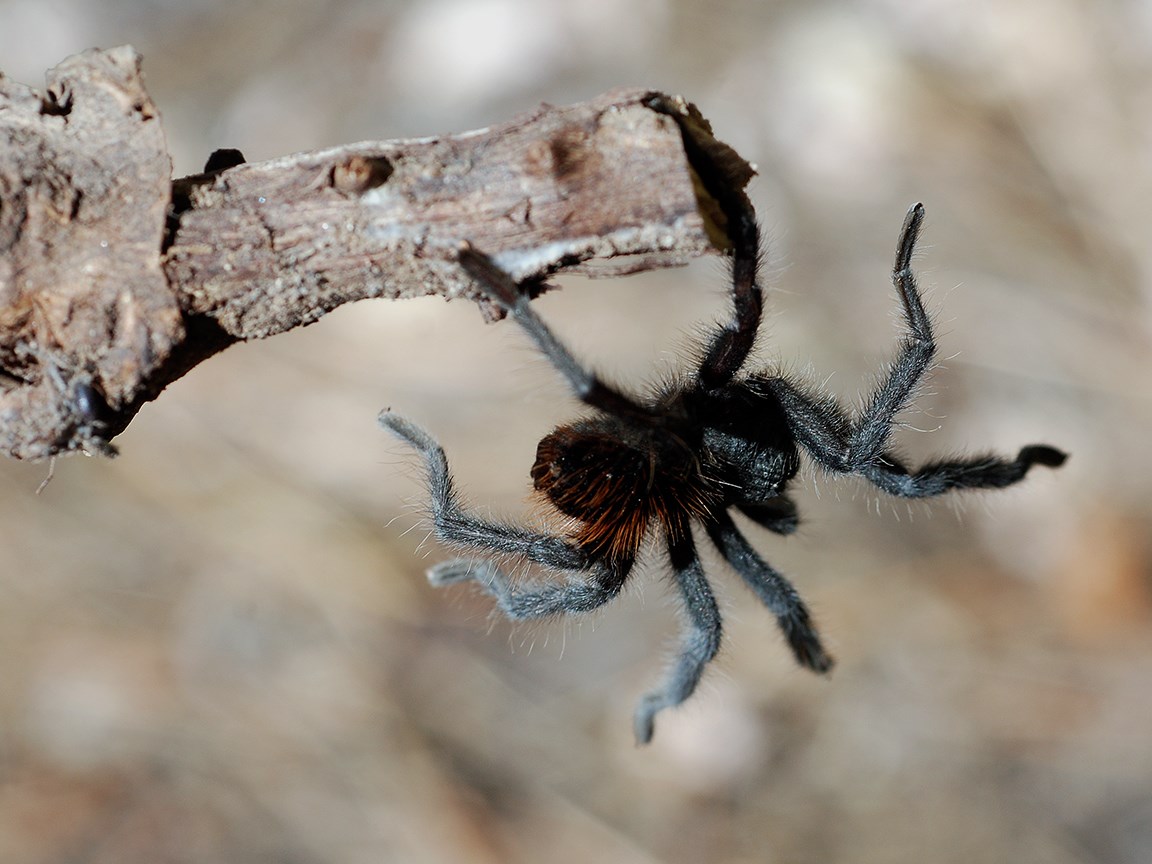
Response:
[379, 410, 632, 618]
[766, 203, 1066, 495]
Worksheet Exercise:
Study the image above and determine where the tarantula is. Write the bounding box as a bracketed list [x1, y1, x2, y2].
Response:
[380, 196, 1066, 744]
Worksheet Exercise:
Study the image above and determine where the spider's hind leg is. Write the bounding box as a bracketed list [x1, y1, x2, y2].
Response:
[425, 557, 500, 586]
[706, 511, 833, 674]
[379, 410, 632, 619]
[633, 534, 721, 745]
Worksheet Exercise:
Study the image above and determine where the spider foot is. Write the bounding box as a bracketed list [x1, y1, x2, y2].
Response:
[378, 409, 437, 454]
[1019, 444, 1068, 470]
[633, 691, 670, 746]
[631, 580, 721, 745]
[631, 640, 718, 745]
[458, 243, 524, 310]
[778, 609, 835, 674]
[427, 558, 500, 587]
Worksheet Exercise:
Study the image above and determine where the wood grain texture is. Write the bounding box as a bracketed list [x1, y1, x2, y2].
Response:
[0, 47, 754, 460]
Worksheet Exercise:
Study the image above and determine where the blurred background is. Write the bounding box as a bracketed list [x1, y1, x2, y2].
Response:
[1, 1, 1149, 861]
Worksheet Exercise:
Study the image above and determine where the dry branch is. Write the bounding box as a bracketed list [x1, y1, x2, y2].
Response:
[0, 46, 755, 461]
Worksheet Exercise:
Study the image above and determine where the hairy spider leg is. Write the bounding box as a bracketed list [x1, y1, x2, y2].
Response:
[663, 114, 766, 392]
[706, 511, 834, 673]
[762, 203, 1067, 494]
[379, 410, 632, 617]
[633, 533, 721, 744]
[697, 207, 764, 391]
[458, 108, 769, 412]
[848, 202, 935, 463]
[458, 246, 656, 424]
[737, 494, 800, 535]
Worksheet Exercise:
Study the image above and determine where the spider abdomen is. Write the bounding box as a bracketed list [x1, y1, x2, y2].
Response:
[531, 418, 714, 558]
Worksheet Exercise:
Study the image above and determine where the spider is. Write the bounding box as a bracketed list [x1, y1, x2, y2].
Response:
[380, 192, 1066, 744]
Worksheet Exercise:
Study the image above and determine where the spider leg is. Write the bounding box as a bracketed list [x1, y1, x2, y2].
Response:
[658, 115, 765, 392]
[706, 511, 834, 673]
[697, 207, 764, 391]
[425, 557, 501, 586]
[859, 446, 1068, 497]
[379, 410, 631, 618]
[458, 247, 655, 424]
[765, 376, 1066, 495]
[851, 202, 935, 462]
[760, 205, 932, 464]
[737, 494, 800, 535]
[633, 533, 721, 745]
[761, 203, 1066, 494]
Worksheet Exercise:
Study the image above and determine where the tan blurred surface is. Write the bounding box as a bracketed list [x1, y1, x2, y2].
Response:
[2, 2, 1149, 861]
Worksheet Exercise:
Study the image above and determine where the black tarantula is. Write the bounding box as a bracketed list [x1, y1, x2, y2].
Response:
[380, 190, 1066, 744]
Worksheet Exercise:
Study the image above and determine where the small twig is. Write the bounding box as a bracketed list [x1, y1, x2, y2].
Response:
[0, 46, 754, 461]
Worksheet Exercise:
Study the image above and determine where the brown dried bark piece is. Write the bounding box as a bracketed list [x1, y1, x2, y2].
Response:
[0, 46, 180, 460]
[0, 47, 754, 461]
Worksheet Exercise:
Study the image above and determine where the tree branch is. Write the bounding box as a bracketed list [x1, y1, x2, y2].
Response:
[0, 46, 754, 461]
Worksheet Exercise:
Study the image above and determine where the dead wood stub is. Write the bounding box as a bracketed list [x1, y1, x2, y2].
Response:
[0, 46, 181, 460]
[0, 46, 755, 461]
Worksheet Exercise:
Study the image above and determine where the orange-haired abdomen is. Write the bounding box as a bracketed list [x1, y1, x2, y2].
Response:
[531, 419, 716, 560]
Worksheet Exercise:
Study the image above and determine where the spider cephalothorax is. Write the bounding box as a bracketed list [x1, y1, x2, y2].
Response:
[380, 181, 1066, 743]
